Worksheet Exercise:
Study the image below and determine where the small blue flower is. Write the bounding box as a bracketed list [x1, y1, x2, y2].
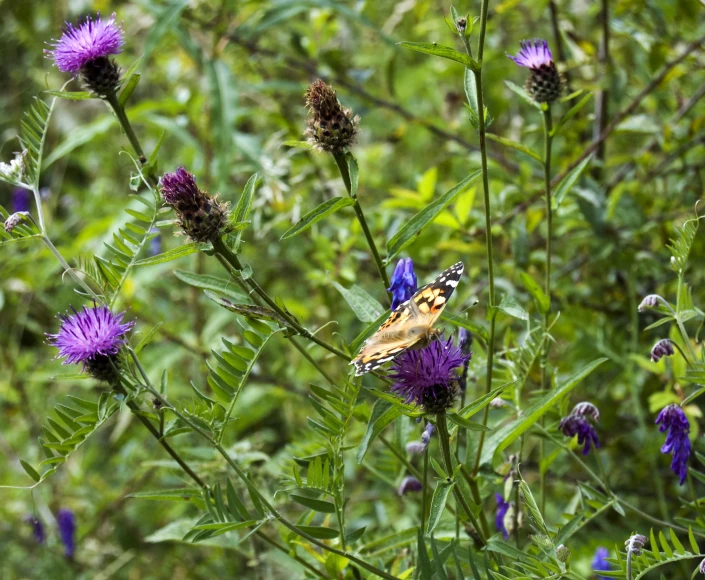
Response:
[149, 227, 161, 256]
[656, 404, 691, 485]
[12, 188, 31, 213]
[559, 402, 600, 455]
[388, 258, 417, 311]
[57, 509, 76, 558]
[592, 547, 611, 579]
[25, 516, 45, 544]
[398, 476, 423, 496]
[405, 422, 435, 455]
[495, 493, 510, 539]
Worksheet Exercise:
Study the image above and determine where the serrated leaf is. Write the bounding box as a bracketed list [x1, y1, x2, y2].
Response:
[281, 197, 355, 239]
[332, 281, 385, 323]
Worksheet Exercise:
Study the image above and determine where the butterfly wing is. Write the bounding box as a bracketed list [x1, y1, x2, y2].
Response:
[351, 262, 464, 376]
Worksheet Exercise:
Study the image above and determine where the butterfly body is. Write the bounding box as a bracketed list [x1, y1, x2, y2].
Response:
[351, 262, 464, 376]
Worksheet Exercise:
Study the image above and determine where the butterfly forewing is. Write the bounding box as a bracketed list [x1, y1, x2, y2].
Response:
[351, 262, 464, 375]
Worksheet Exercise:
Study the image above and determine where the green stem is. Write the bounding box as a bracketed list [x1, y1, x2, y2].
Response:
[676, 276, 698, 361]
[421, 446, 429, 533]
[461, 466, 491, 539]
[436, 414, 485, 545]
[212, 237, 350, 361]
[41, 235, 101, 301]
[106, 93, 148, 167]
[332, 151, 391, 295]
[472, 311, 496, 475]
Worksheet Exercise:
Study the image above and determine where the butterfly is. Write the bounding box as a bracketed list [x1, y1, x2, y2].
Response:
[351, 262, 464, 376]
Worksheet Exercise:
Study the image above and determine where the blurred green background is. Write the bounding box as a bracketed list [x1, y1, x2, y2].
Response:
[1, 0, 704, 578]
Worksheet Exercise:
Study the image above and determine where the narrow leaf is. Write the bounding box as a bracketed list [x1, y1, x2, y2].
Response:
[486, 134, 542, 162]
[20, 460, 40, 482]
[554, 155, 593, 209]
[332, 281, 385, 323]
[135, 243, 209, 266]
[519, 271, 550, 314]
[281, 197, 355, 239]
[290, 494, 336, 513]
[426, 480, 455, 535]
[357, 400, 402, 464]
[398, 41, 479, 70]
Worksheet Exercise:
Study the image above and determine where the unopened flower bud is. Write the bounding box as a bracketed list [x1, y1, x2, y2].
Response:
[625, 534, 648, 555]
[651, 339, 675, 363]
[0, 150, 28, 184]
[571, 401, 600, 422]
[455, 17, 467, 34]
[638, 294, 662, 312]
[398, 476, 423, 496]
[4, 211, 30, 233]
[699, 557, 705, 574]
[556, 544, 570, 563]
[304, 80, 359, 154]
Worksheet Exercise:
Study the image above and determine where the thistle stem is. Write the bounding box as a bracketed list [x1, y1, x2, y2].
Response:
[332, 151, 391, 296]
[105, 93, 148, 169]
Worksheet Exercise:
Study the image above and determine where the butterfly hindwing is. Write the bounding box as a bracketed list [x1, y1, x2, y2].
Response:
[351, 261, 464, 375]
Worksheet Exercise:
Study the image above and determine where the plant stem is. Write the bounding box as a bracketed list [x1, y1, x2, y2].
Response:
[332, 152, 391, 295]
[436, 414, 485, 545]
[539, 104, 554, 515]
[105, 93, 148, 168]
[472, 313, 496, 476]
[212, 237, 350, 361]
[421, 446, 429, 534]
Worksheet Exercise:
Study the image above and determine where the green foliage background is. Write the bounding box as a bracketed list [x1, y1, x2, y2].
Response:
[1, 0, 705, 578]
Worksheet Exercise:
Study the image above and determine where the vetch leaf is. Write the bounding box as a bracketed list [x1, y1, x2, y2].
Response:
[135, 243, 210, 266]
[332, 282, 385, 323]
[297, 525, 340, 540]
[498, 294, 529, 321]
[281, 197, 355, 239]
[398, 41, 479, 70]
[290, 494, 336, 513]
[174, 270, 247, 301]
[554, 155, 592, 209]
[19, 460, 40, 482]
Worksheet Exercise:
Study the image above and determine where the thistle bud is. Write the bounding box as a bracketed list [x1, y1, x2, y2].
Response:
[508, 40, 562, 104]
[556, 544, 570, 563]
[304, 80, 359, 154]
[160, 167, 230, 243]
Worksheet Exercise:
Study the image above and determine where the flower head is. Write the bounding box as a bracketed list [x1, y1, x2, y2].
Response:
[495, 493, 510, 539]
[57, 509, 76, 558]
[508, 39, 562, 103]
[0, 150, 28, 185]
[390, 335, 469, 413]
[651, 339, 675, 363]
[304, 80, 359, 153]
[47, 13, 124, 74]
[48, 305, 133, 366]
[388, 258, 418, 311]
[592, 547, 611, 580]
[625, 534, 648, 556]
[656, 404, 691, 485]
[12, 188, 31, 213]
[25, 516, 45, 544]
[398, 476, 423, 496]
[559, 413, 599, 456]
[160, 167, 230, 242]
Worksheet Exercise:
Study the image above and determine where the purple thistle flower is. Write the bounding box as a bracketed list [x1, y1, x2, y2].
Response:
[651, 339, 675, 363]
[47, 305, 133, 366]
[508, 39, 554, 69]
[390, 335, 469, 413]
[12, 188, 31, 213]
[47, 13, 124, 74]
[25, 516, 45, 544]
[57, 509, 76, 558]
[398, 476, 423, 496]
[656, 404, 691, 485]
[160, 167, 200, 205]
[592, 547, 611, 580]
[388, 258, 418, 311]
[559, 415, 600, 455]
[495, 493, 510, 539]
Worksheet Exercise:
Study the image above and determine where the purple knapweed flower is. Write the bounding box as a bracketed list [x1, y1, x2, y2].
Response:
[398, 476, 423, 496]
[25, 516, 45, 544]
[390, 335, 469, 413]
[48, 305, 133, 366]
[656, 404, 691, 485]
[12, 188, 31, 213]
[508, 39, 562, 103]
[160, 167, 199, 205]
[592, 547, 611, 580]
[57, 509, 76, 558]
[388, 258, 418, 311]
[495, 493, 510, 539]
[47, 13, 124, 75]
[651, 339, 675, 363]
[559, 415, 599, 455]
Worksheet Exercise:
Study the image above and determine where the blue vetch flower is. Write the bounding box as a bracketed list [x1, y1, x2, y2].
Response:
[390, 335, 469, 413]
[25, 516, 45, 544]
[57, 509, 76, 558]
[47, 13, 124, 74]
[12, 188, 31, 213]
[388, 258, 417, 311]
[406, 422, 435, 455]
[651, 339, 675, 363]
[656, 404, 691, 485]
[559, 402, 600, 455]
[495, 493, 510, 539]
[592, 547, 611, 580]
[149, 227, 161, 256]
[398, 476, 423, 496]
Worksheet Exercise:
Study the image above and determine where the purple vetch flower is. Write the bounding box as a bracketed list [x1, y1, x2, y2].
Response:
[390, 335, 469, 413]
[388, 258, 418, 311]
[625, 534, 648, 555]
[571, 401, 600, 422]
[406, 422, 435, 455]
[48, 305, 133, 366]
[149, 227, 161, 256]
[651, 339, 675, 363]
[495, 493, 510, 539]
[559, 415, 599, 455]
[592, 547, 611, 580]
[398, 476, 423, 496]
[656, 404, 691, 485]
[47, 13, 124, 74]
[12, 188, 31, 213]
[25, 516, 45, 544]
[699, 558, 705, 574]
[4, 212, 30, 233]
[508, 39, 562, 103]
[57, 509, 76, 558]
[638, 294, 662, 312]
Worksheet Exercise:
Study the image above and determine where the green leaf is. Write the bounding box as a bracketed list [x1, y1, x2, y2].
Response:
[552, 93, 593, 136]
[174, 270, 247, 301]
[398, 41, 479, 70]
[290, 494, 336, 513]
[43, 90, 93, 101]
[281, 197, 355, 240]
[498, 294, 529, 321]
[332, 281, 385, 323]
[228, 173, 261, 251]
[457, 382, 512, 419]
[505, 80, 541, 110]
[127, 488, 201, 501]
[386, 171, 481, 261]
[345, 526, 367, 545]
[19, 460, 40, 482]
[135, 243, 210, 266]
[519, 272, 550, 314]
[440, 314, 489, 343]
[554, 155, 593, 209]
[118, 73, 141, 107]
[446, 413, 490, 432]
[346, 152, 359, 197]
[519, 480, 549, 537]
[193, 520, 260, 533]
[480, 358, 607, 465]
[417, 529, 433, 579]
[356, 400, 402, 464]
[426, 479, 455, 535]
[297, 525, 340, 540]
[205, 293, 289, 327]
[486, 134, 542, 163]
